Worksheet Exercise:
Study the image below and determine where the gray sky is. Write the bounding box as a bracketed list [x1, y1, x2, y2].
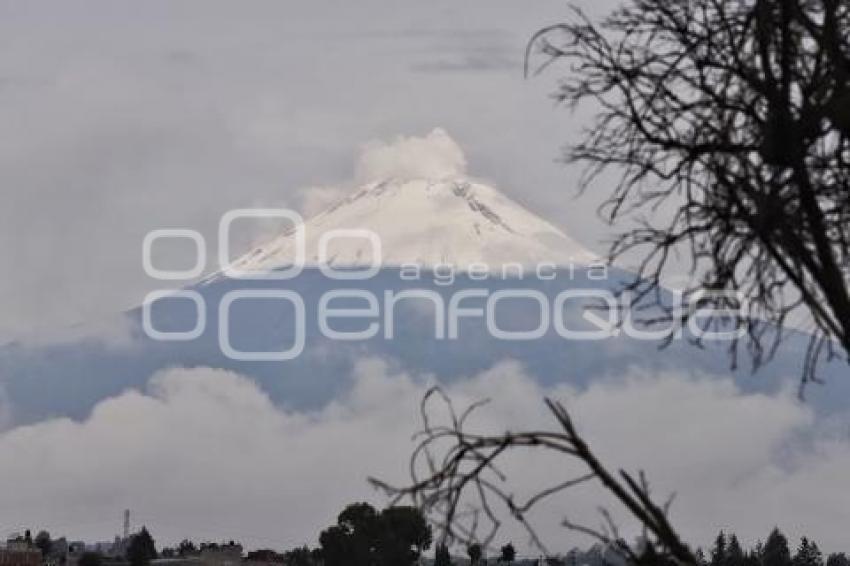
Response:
[0, 0, 620, 339]
[4, 0, 849, 558]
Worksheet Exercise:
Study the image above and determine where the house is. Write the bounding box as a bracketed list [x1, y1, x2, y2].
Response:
[1, 533, 42, 566]
[243, 549, 284, 566]
[198, 543, 242, 566]
[65, 541, 88, 566]
[0, 548, 41, 566]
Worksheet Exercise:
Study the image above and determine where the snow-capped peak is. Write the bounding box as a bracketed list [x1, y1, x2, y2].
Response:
[225, 176, 599, 274]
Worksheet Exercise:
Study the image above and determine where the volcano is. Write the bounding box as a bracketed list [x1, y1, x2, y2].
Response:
[215, 176, 598, 280]
[0, 172, 847, 427]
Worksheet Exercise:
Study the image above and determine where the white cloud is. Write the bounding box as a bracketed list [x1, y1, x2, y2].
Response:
[293, 128, 468, 219]
[355, 128, 467, 182]
[1, 361, 849, 555]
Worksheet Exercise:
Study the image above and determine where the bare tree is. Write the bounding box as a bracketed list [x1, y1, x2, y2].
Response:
[377, 0, 850, 562]
[371, 389, 695, 564]
[524, 0, 850, 385]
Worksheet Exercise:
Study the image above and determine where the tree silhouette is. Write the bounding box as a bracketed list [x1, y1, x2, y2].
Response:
[318, 502, 432, 566]
[126, 527, 157, 566]
[794, 537, 824, 566]
[78, 553, 102, 566]
[500, 542, 517, 563]
[746, 544, 764, 566]
[281, 546, 320, 566]
[434, 543, 453, 566]
[467, 543, 483, 565]
[318, 524, 354, 566]
[333, 502, 378, 566]
[728, 534, 746, 566]
[711, 532, 728, 566]
[526, 0, 850, 383]
[34, 531, 52, 558]
[178, 540, 197, 558]
[764, 528, 793, 566]
[377, 505, 432, 564]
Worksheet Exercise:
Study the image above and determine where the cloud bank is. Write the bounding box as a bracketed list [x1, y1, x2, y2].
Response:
[295, 128, 469, 218]
[355, 128, 467, 182]
[2, 360, 849, 555]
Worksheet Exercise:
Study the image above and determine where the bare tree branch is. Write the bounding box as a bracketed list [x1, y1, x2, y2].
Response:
[525, 0, 850, 387]
[370, 388, 696, 565]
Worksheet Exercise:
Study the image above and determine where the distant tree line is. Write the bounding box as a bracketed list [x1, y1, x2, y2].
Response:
[695, 529, 849, 566]
[470, 528, 850, 566]
[24, 510, 847, 566]
[21, 526, 155, 566]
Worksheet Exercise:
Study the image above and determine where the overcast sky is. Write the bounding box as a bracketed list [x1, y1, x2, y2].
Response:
[0, 0, 622, 339]
[3, 0, 849, 559]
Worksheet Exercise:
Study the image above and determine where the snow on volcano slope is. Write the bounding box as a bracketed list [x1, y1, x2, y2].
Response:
[223, 177, 599, 276]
